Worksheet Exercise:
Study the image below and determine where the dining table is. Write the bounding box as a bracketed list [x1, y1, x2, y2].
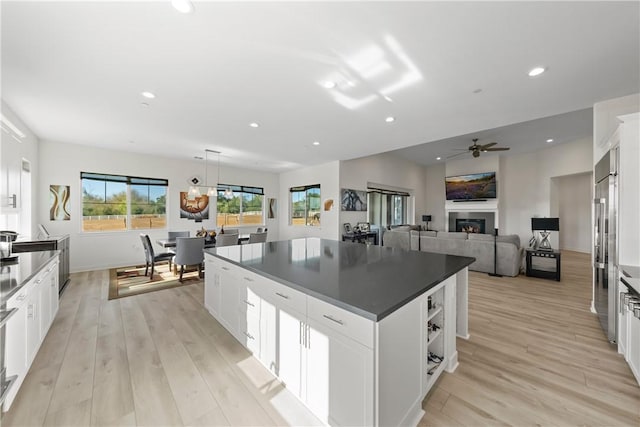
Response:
[155, 234, 250, 249]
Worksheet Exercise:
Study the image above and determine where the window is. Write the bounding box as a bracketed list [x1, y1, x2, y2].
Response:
[367, 187, 410, 227]
[81, 172, 167, 232]
[216, 184, 264, 226]
[290, 184, 321, 226]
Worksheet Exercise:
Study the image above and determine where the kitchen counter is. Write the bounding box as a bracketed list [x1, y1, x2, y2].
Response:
[206, 237, 475, 321]
[621, 276, 640, 296]
[1, 250, 59, 304]
[620, 264, 640, 279]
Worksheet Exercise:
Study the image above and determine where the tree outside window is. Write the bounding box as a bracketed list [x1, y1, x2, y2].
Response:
[81, 172, 167, 232]
[216, 184, 264, 226]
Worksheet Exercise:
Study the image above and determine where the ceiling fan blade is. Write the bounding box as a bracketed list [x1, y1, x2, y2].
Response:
[479, 142, 497, 150]
[447, 151, 469, 159]
[484, 147, 510, 151]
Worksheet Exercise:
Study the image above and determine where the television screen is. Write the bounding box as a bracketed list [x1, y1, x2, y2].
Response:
[445, 172, 497, 200]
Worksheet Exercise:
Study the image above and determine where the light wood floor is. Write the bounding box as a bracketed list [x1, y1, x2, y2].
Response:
[3, 251, 639, 426]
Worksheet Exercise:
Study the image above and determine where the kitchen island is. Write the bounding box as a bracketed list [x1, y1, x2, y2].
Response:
[204, 238, 474, 426]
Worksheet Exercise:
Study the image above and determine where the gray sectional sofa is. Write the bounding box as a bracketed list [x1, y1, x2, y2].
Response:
[382, 226, 523, 277]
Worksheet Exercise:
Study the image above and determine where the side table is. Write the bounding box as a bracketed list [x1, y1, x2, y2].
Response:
[525, 248, 561, 281]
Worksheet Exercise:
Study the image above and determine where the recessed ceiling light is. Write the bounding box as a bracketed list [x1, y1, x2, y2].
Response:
[171, 0, 194, 14]
[322, 81, 336, 89]
[528, 67, 546, 77]
[312, 141, 320, 146]
[546, 138, 554, 143]
[436, 157, 442, 161]
[385, 116, 395, 123]
[249, 122, 259, 128]
[141, 91, 155, 99]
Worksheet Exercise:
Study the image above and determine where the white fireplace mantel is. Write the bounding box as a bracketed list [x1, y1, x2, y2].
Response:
[445, 200, 499, 231]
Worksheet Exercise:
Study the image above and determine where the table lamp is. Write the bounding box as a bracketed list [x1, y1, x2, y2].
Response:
[531, 217, 559, 251]
[422, 215, 432, 231]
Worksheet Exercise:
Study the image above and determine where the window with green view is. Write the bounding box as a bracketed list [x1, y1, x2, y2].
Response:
[216, 184, 264, 226]
[290, 184, 320, 226]
[81, 172, 168, 232]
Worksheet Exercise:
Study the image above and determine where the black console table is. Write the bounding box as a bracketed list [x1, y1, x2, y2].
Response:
[342, 231, 379, 245]
[525, 248, 561, 281]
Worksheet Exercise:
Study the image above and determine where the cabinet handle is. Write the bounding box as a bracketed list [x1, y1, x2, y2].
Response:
[8, 194, 17, 208]
[222, 267, 230, 271]
[275, 292, 289, 300]
[243, 300, 255, 307]
[27, 304, 34, 319]
[16, 294, 26, 302]
[36, 279, 43, 284]
[244, 332, 255, 340]
[243, 277, 254, 282]
[306, 324, 310, 349]
[323, 314, 344, 326]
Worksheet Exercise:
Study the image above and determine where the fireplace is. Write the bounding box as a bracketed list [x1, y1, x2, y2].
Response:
[456, 218, 486, 234]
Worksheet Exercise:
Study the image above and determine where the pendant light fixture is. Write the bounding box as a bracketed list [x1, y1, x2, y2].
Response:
[204, 149, 217, 198]
[216, 150, 234, 200]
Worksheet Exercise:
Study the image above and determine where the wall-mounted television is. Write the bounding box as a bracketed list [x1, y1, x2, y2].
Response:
[445, 172, 497, 201]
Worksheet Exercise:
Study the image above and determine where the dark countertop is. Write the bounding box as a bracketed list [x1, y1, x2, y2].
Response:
[621, 276, 640, 296]
[1, 250, 59, 304]
[620, 264, 640, 279]
[205, 238, 475, 321]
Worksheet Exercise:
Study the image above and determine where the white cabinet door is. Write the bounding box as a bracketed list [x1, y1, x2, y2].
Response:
[49, 263, 59, 319]
[259, 296, 277, 373]
[220, 270, 239, 335]
[38, 271, 52, 337]
[277, 307, 305, 399]
[4, 303, 27, 411]
[25, 283, 41, 365]
[204, 259, 221, 317]
[305, 318, 374, 427]
[628, 310, 640, 383]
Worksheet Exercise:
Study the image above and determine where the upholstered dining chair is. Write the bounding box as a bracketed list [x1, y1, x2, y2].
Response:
[140, 234, 174, 278]
[216, 233, 239, 247]
[167, 231, 190, 253]
[248, 232, 268, 244]
[223, 228, 240, 235]
[173, 237, 205, 282]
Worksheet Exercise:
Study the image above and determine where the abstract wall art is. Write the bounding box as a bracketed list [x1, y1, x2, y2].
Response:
[180, 192, 209, 222]
[341, 188, 367, 211]
[50, 185, 71, 220]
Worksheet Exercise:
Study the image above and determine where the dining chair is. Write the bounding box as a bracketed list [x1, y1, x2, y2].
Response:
[168, 231, 190, 239]
[257, 227, 263, 233]
[216, 233, 239, 247]
[173, 237, 205, 282]
[223, 228, 240, 235]
[140, 234, 174, 278]
[167, 231, 190, 253]
[248, 232, 268, 244]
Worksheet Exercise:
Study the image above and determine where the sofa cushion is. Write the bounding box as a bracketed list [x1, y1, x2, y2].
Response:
[467, 233, 494, 241]
[436, 231, 469, 240]
[422, 230, 437, 237]
[497, 234, 520, 247]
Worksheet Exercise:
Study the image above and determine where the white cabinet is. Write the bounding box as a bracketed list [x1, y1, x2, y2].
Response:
[306, 317, 373, 426]
[4, 257, 59, 411]
[203, 254, 461, 427]
[204, 258, 220, 317]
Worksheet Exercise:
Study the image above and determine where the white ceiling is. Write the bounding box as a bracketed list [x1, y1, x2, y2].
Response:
[2, 1, 639, 172]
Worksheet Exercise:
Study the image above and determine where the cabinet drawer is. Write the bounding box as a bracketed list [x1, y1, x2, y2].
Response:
[307, 297, 374, 348]
[264, 280, 307, 315]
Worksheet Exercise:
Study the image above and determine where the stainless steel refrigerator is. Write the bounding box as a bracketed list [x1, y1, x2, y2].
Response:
[593, 148, 619, 343]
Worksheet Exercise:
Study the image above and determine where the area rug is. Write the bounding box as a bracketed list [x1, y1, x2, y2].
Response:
[109, 262, 202, 300]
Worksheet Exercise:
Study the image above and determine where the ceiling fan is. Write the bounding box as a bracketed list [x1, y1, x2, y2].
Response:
[448, 138, 510, 159]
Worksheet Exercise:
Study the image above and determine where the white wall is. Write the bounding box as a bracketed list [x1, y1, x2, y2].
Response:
[0, 100, 39, 236]
[425, 137, 593, 250]
[552, 172, 592, 252]
[501, 137, 592, 249]
[339, 152, 427, 227]
[594, 93, 640, 162]
[424, 162, 445, 231]
[278, 161, 340, 241]
[38, 140, 279, 272]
